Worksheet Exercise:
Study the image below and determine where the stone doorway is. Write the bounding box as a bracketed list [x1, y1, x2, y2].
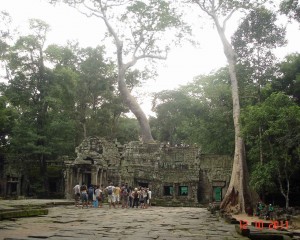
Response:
[137, 181, 148, 188]
[82, 172, 91, 186]
[7, 182, 17, 196]
[213, 187, 222, 202]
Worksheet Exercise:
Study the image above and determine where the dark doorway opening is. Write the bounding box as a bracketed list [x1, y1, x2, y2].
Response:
[164, 186, 173, 196]
[137, 182, 148, 188]
[49, 181, 57, 192]
[82, 173, 91, 187]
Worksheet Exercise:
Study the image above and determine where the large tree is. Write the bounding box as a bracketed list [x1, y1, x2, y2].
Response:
[232, 6, 286, 104]
[49, 0, 187, 143]
[242, 92, 300, 208]
[152, 68, 234, 154]
[232, 8, 286, 200]
[271, 53, 300, 104]
[4, 19, 53, 194]
[187, 0, 267, 213]
[280, 0, 300, 23]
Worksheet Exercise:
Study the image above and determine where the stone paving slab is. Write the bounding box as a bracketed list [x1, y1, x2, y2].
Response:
[0, 202, 249, 240]
[0, 199, 74, 210]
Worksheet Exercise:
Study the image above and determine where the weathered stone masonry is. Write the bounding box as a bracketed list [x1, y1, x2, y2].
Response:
[64, 136, 233, 205]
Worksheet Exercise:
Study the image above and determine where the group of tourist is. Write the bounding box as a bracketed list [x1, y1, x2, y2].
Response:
[73, 182, 152, 209]
[254, 202, 275, 220]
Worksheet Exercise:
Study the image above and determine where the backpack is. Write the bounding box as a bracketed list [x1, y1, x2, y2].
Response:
[88, 187, 94, 195]
[134, 191, 138, 198]
[107, 186, 113, 195]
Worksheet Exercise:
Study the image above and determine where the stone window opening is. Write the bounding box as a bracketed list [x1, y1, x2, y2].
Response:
[164, 186, 173, 196]
[179, 186, 188, 196]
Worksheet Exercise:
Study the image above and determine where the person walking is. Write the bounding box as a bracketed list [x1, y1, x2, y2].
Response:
[132, 188, 139, 208]
[80, 183, 88, 208]
[114, 185, 121, 208]
[73, 183, 81, 207]
[95, 185, 102, 208]
[121, 184, 129, 208]
[106, 182, 116, 209]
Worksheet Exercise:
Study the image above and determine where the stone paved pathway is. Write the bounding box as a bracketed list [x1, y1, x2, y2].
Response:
[0, 205, 248, 240]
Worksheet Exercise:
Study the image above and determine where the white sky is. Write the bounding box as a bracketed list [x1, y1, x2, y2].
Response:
[1, 0, 300, 116]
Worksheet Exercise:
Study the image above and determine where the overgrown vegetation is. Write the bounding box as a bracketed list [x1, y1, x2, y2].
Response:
[0, 1, 300, 208]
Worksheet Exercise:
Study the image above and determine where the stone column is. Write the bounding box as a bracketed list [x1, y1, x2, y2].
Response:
[79, 171, 83, 185]
[193, 184, 198, 203]
[17, 175, 21, 196]
[187, 183, 191, 201]
[64, 165, 72, 199]
[91, 166, 97, 185]
[76, 168, 80, 184]
[105, 170, 108, 186]
[70, 168, 73, 192]
[100, 169, 103, 186]
[96, 167, 101, 186]
[172, 182, 176, 200]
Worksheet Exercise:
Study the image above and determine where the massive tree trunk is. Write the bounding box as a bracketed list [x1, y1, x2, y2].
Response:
[118, 67, 154, 143]
[213, 16, 254, 213]
[103, 14, 154, 143]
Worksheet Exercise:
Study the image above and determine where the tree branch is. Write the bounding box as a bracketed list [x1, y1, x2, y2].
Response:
[82, 2, 103, 18]
[135, 54, 167, 61]
[123, 52, 167, 70]
[103, 0, 131, 8]
[223, 8, 237, 31]
[193, 0, 215, 18]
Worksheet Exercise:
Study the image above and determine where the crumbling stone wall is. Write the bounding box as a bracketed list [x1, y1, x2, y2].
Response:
[64, 137, 233, 205]
[198, 155, 232, 203]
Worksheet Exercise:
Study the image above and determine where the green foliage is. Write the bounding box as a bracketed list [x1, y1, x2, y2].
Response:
[0, 11, 11, 58]
[280, 0, 300, 23]
[45, 44, 77, 67]
[270, 53, 300, 104]
[1, 17, 139, 163]
[242, 92, 300, 201]
[232, 6, 286, 103]
[119, 0, 189, 54]
[233, 7, 286, 52]
[125, 0, 182, 31]
[0, 95, 17, 148]
[151, 89, 193, 145]
[152, 68, 234, 154]
[47, 166, 62, 177]
[250, 161, 277, 192]
[115, 116, 139, 144]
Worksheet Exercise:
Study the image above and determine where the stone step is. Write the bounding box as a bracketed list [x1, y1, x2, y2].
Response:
[0, 208, 48, 220]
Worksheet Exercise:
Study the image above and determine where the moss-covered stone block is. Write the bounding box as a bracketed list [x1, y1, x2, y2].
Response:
[0, 208, 48, 221]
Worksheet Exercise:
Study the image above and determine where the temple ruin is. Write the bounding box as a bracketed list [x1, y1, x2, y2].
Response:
[64, 136, 233, 205]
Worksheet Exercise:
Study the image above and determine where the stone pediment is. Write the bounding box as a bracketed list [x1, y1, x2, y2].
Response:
[74, 136, 121, 167]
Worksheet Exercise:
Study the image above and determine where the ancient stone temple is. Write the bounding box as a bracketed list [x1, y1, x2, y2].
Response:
[64, 136, 233, 205]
